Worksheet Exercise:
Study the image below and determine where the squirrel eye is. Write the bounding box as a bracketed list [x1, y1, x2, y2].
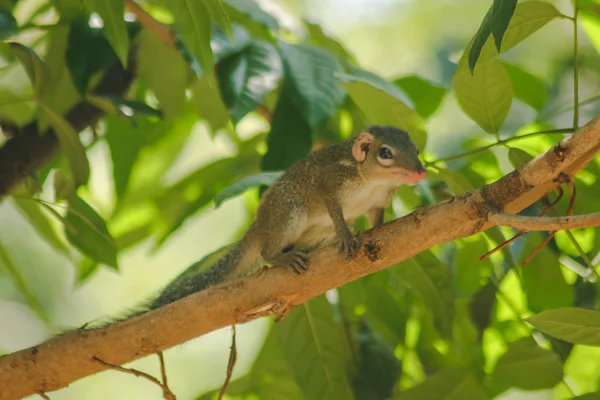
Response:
[378, 147, 393, 159]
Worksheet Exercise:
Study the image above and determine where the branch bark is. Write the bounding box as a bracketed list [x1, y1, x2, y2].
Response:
[1, 116, 600, 399]
[490, 212, 600, 231]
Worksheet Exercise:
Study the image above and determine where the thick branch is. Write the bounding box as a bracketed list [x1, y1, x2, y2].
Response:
[1, 116, 600, 399]
[0, 60, 135, 201]
[491, 212, 600, 231]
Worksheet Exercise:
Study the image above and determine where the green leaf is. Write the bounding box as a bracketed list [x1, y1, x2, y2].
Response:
[502, 62, 547, 111]
[50, 0, 83, 19]
[137, 28, 190, 121]
[53, 169, 76, 201]
[394, 251, 454, 338]
[526, 307, 600, 346]
[11, 197, 69, 255]
[490, 337, 563, 395]
[353, 321, 401, 400]
[0, 59, 37, 126]
[216, 40, 283, 123]
[190, 73, 230, 132]
[215, 171, 283, 207]
[261, 83, 312, 171]
[489, 0, 518, 52]
[437, 168, 475, 195]
[393, 75, 447, 119]
[277, 296, 355, 400]
[0, 9, 16, 40]
[167, 0, 213, 72]
[395, 369, 488, 400]
[64, 196, 118, 268]
[521, 232, 573, 313]
[472, 1, 563, 67]
[85, 0, 129, 67]
[467, 6, 492, 73]
[508, 147, 534, 169]
[87, 95, 162, 119]
[453, 59, 512, 134]
[453, 237, 493, 297]
[279, 41, 346, 128]
[204, 0, 232, 38]
[211, 24, 252, 62]
[306, 22, 355, 62]
[581, 10, 600, 54]
[572, 392, 600, 400]
[40, 104, 90, 187]
[225, 0, 278, 31]
[339, 74, 427, 151]
[66, 18, 119, 94]
[8, 42, 46, 96]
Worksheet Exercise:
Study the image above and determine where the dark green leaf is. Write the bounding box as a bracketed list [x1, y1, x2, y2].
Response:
[64, 196, 118, 268]
[137, 28, 190, 121]
[454, 59, 512, 134]
[66, 18, 119, 94]
[85, 0, 129, 67]
[8, 42, 46, 96]
[190, 73, 231, 132]
[394, 251, 454, 338]
[12, 197, 69, 255]
[526, 307, 600, 346]
[572, 392, 600, 400]
[502, 62, 547, 111]
[211, 24, 252, 62]
[467, 7, 492, 73]
[40, 104, 90, 187]
[521, 232, 573, 313]
[353, 321, 401, 400]
[508, 147, 534, 169]
[0, 9, 16, 40]
[87, 95, 162, 118]
[490, 0, 518, 52]
[279, 41, 346, 128]
[339, 74, 427, 151]
[490, 337, 563, 395]
[216, 40, 282, 123]
[167, 0, 213, 72]
[50, 0, 83, 19]
[395, 369, 487, 400]
[261, 82, 312, 171]
[394, 75, 447, 119]
[215, 171, 283, 206]
[306, 22, 355, 62]
[277, 296, 355, 400]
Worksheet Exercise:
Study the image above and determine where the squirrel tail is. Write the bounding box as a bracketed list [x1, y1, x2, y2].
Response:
[86, 237, 260, 329]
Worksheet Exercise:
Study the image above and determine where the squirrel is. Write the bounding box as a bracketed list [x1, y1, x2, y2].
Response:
[95, 125, 425, 325]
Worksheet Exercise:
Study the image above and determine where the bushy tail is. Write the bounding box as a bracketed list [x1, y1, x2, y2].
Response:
[86, 239, 255, 329]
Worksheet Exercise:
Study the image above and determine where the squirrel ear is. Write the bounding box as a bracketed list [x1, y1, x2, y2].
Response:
[352, 132, 374, 163]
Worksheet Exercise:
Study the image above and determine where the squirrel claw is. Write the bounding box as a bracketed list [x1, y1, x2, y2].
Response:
[340, 231, 361, 259]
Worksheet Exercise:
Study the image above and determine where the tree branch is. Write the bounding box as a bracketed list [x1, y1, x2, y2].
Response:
[490, 212, 600, 232]
[1, 116, 600, 400]
[0, 59, 135, 201]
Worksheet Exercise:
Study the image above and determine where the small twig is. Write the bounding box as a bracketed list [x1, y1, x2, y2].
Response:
[92, 356, 176, 400]
[157, 352, 169, 388]
[489, 211, 600, 232]
[522, 232, 556, 264]
[38, 393, 50, 400]
[125, 0, 175, 47]
[217, 326, 238, 400]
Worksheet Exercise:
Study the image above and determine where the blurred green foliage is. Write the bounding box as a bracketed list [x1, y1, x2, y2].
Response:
[1, 0, 600, 399]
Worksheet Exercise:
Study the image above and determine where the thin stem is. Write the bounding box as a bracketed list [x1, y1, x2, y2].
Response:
[541, 93, 600, 120]
[573, 7, 580, 129]
[425, 128, 574, 166]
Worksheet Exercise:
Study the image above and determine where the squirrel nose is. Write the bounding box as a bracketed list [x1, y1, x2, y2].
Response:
[416, 166, 426, 178]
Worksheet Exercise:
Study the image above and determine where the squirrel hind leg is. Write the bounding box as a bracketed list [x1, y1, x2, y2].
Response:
[263, 246, 310, 275]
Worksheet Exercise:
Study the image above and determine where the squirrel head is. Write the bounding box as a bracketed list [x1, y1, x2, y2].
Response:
[351, 125, 426, 186]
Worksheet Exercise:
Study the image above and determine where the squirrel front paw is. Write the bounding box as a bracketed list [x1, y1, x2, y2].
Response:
[339, 230, 361, 259]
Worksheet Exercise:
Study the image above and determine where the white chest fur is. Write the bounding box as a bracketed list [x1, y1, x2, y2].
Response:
[342, 180, 397, 219]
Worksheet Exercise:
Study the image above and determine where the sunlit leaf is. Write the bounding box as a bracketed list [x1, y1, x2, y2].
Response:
[190, 73, 231, 132]
[394, 251, 454, 338]
[490, 337, 563, 395]
[53, 169, 76, 202]
[137, 28, 190, 121]
[64, 196, 118, 268]
[8, 42, 46, 96]
[526, 307, 600, 346]
[508, 147, 534, 169]
[204, 0, 232, 38]
[216, 40, 282, 123]
[277, 296, 355, 400]
[306, 22, 355, 62]
[167, 0, 213, 72]
[279, 41, 346, 128]
[394, 75, 447, 119]
[395, 369, 488, 400]
[339, 74, 427, 151]
[454, 59, 512, 134]
[85, 0, 129, 67]
[502, 62, 547, 112]
[40, 104, 90, 187]
[215, 171, 283, 206]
